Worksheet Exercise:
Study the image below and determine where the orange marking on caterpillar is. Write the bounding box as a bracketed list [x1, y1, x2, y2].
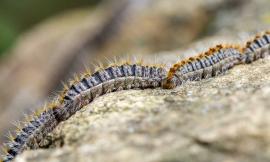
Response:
[2, 30, 270, 162]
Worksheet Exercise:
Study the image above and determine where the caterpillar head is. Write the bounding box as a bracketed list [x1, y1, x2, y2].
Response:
[161, 77, 177, 89]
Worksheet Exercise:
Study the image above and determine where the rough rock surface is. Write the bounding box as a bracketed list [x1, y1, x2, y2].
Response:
[1, 0, 270, 160]
[15, 57, 270, 162]
[99, 0, 270, 57]
[1, 0, 270, 143]
[0, 0, 132, 142]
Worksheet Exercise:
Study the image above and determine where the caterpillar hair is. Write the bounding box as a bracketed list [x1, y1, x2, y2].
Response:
[1, 62, 166, 162]
[162, 44, 243, 89]
[1, 30, 270, 162]
[242, 30, 270, 63]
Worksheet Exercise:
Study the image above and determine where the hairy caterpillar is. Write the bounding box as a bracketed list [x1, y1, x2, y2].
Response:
[242, 31, 270, 63]
[1, 30, 270, 162]
[162, 30, 270, 89]
[162, 44, 243, 89]
[1, 63, 167, 162]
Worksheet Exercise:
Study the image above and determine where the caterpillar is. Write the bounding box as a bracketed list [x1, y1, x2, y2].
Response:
[1, 30, 270, 162]
[162, 44, 243, 89]
[1, 62, 167, 162]
[242, 31, 270, 63]
[162, 30, 270, 89]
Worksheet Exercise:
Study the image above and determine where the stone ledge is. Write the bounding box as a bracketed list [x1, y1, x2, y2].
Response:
[15, 58, 270, 162]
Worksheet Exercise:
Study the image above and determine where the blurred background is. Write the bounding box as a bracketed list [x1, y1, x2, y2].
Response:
[0, 0, 99, 56]
[0, 0, 269, 144]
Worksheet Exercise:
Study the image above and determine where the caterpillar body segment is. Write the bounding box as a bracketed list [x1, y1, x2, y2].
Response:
[162, 45, 243, 89]
[2, 109, 58, 162]
[57, 64, 167, 121]
[242, 31, 270, 63]
[1, 63, 167, 162]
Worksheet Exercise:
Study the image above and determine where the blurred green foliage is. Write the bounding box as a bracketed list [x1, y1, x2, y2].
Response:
[0, 0, 100, 56]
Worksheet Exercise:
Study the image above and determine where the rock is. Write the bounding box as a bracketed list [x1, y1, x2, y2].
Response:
[1, 0, 270, 160]
[1, 0, 269, 142]
[15, 57, 270, 162]
[98, 0, 270, 57]
[0, 0, 133, 142]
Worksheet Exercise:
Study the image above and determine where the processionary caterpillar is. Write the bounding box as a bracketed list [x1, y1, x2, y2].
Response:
[1, 30, 270, 162]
